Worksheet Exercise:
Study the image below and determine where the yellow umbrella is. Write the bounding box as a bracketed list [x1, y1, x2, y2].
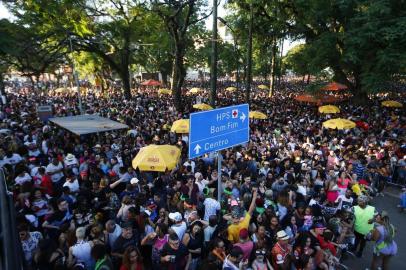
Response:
[132, 144, 181, 172]
[249, 111, 268, 120]
[226, 86, 237, 92]
[158, 88, 171, 95]
[54, 87, 69, 93]
[258, 84, 269, 90]
[318, 105, 340, 114]
[170, 119, 189, 133]
[381, 100, 403, 108]
[322, 118, 356, 130]
[193, 103, 213, 110]
[189, 87, 202, 94]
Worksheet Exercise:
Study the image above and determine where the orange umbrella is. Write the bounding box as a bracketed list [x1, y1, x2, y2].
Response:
[141, 79, 161, 86]
[322, 82, 348, 91]
[294, 94, 342, 105]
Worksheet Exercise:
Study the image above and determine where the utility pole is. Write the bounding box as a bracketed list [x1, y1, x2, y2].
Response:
[245, 4, 253, 103]
[210, 0, 218, 108]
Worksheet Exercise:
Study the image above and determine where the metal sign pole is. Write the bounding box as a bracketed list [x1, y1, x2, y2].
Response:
[217, 151, 222, 202]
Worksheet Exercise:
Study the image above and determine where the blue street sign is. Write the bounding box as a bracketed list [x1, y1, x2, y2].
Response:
[189, 104, 249, 159]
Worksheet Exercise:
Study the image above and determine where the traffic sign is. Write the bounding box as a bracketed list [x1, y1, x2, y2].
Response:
[189, 104, 249, 159]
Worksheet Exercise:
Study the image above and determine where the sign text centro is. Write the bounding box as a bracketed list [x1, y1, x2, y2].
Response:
[189, 104, 249, 159]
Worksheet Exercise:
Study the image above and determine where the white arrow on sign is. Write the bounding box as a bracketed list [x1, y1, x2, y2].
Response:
[240, 112, 246, 123]
[194, 144, 201, 154]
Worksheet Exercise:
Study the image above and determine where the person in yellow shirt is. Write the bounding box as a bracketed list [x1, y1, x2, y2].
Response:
[227, 189, 258, 244]
[352, 195, 376, 258]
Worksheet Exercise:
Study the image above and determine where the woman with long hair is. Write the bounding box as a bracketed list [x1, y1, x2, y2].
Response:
[370, 211, 397, 270]
[182, 221, 204, 270]
[120, 246, 144, 270]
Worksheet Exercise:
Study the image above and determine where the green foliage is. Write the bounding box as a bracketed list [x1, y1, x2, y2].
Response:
[282, 0, 406, 93]
[0, 18, 66, 78]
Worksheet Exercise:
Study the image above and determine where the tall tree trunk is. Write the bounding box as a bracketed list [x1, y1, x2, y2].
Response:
[277, 38, 283, 86]
[120, 67, 131, 100]
[161, 70, 169, 86]
[307, 74, 310, 84]
[171, 45, 185, 111]
[245, 4, 253, 103]
[269, 37, 277, 97]
[120, 41, 131, 99]
[352, 72, 368, 103]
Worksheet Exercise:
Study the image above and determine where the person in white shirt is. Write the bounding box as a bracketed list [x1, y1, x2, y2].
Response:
[64, 153, 79, 176]
[335, 189, 354, 209]
[195, 172, 209, 195]
[105, 220, 122, 249]
[169, 212, 187, 240]
[46, 157, 64, 183]
[203, 188, 221, 221]
[63, 172, 80, 193]
[68, 227, 94, 269]
[18, 224, 42, 264]
[4, 151, 23, 166]
[15, 171, 32, 186]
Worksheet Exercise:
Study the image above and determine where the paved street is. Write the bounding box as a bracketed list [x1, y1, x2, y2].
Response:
[344, 188, 405, 269]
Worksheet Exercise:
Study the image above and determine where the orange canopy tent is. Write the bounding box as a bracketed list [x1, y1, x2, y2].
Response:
[141, 79, 161, 86]
[321, 82, 348, 91]
[294, 94, 343, 105]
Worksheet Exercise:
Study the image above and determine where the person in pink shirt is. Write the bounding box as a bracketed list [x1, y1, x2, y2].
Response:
[337, 171, 352, 196]
[233, 228, 254, 261]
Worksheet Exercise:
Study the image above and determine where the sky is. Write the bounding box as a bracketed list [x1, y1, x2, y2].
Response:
[0, 2, 12, 20]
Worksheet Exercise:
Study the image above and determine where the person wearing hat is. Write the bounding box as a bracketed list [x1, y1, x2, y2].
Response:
[352, 194, 376, 258]
[369, 211, 397, 270]
[64, 153, 79, 175]
[169, 212, 187, 240]
[252, 249, 272, 270]
[271, 230, 292, 270]
[227, 189, 258, 244]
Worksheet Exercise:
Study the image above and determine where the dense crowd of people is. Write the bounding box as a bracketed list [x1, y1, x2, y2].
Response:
[0, 80, 404, 270]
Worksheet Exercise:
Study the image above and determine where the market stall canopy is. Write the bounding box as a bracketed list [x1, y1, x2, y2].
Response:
[141, 79, 161, 86]
[132, 144, 181, 172]
[321, 82, 348, 91]
[49, 115, 129, 135]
